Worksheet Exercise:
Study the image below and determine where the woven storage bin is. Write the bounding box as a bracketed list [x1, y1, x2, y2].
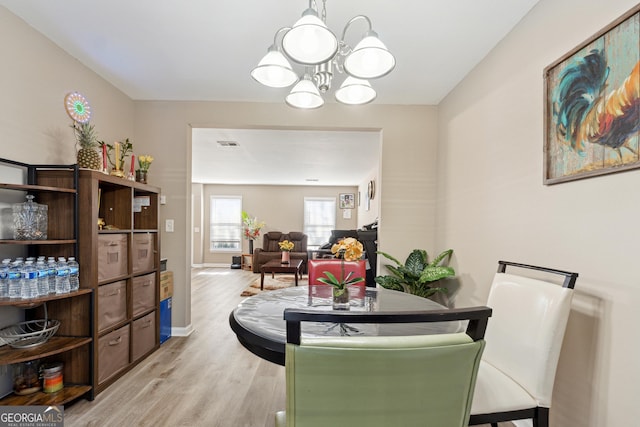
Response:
[132, 312, 156, 361]
[132, 273, 156, 317]
[98, 280, 127, 332]
[132, 233, 154, 273]
[98, 325, 130, 384]
[98, 234, 128, 281]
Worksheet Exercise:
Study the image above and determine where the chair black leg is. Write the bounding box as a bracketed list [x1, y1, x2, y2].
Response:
[491, 424, 498, 427]
[534, 407, 549, 427]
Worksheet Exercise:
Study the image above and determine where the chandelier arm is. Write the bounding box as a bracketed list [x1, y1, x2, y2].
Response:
[340, 15, 372, 43]
[272, 27, 292, 47]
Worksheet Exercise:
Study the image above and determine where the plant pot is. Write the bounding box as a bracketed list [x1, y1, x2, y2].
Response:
[332, 286, 350, 310]
[136, 170, 148, 184]
[281, 251, 290, 264]
[248, 240, 254, 254]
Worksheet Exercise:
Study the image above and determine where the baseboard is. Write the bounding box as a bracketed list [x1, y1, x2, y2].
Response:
[192, 263, 229, 268]
[172, 324, 195, 337]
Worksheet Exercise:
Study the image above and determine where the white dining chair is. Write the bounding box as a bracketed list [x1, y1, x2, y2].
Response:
[468, 260, 578, 427]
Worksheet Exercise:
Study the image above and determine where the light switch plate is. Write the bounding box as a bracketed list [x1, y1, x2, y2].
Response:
[165, 219, 174, 232]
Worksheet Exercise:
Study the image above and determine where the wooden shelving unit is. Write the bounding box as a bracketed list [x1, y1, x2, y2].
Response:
[0, 336, 92, 365]
[0, 158, 93, 406]
[0, 385, 92, 406]
[78, 170, 161, 396]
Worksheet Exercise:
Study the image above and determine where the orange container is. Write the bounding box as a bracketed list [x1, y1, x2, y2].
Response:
[41, 362, 63, 393]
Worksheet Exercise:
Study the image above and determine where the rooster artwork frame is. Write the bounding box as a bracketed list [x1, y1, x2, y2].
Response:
[544, 4, 639, 185]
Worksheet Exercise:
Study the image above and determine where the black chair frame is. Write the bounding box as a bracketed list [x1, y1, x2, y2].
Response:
[284, 306, 492, 345]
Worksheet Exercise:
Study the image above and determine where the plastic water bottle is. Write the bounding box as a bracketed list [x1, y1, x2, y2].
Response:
[21, 260, 38, 299]
[67, 257, 79, 292]
[0, 259, 11, 298]
[55, 257, 70, 294]
[36, 257, 49, 296]
[47, 257, 57, 294]
[8, 261, 22, 299]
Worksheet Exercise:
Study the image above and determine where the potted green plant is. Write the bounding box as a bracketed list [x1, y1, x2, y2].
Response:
[317, 238, 365, 310]
[374, 249, 455, 298]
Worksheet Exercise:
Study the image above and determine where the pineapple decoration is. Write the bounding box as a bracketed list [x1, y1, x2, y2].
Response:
[73, 122, 101, 170]
[65, 92, 101, 170]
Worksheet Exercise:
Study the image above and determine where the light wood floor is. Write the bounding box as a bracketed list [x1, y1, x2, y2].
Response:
[64, 267, 501, 427]
[65, 267, 285, 427]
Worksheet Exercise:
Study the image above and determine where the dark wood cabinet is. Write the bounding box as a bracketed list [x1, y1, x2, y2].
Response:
[78, 170, 160, 396]
[0, 159, 93, 405]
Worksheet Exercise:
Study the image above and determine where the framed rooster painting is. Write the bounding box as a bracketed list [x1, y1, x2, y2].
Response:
[544, 4, 639, 185]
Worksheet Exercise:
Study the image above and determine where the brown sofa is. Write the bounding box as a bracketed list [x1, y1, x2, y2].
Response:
[252, 231, 308, 273]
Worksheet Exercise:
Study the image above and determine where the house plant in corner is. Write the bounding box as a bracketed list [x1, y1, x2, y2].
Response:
[317, 237, 365, 310]
[375, 249, 455, 299]
[241, 211, 265, 254]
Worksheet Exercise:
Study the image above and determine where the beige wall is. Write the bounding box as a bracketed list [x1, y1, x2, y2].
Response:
[437, 0, 640, 425]
[0, 8, 134, 165]
[196, 184, 359, 265]
[133, 102, 437, 336]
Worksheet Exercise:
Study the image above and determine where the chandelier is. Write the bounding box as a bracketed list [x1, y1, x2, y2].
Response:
[251, 0, 396, 109]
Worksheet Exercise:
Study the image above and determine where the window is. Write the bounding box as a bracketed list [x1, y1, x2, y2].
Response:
[210, 195, 242, 251]
[304, 197, 336, 248]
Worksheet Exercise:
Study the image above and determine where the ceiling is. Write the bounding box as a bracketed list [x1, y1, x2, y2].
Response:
[1, 0, 539, 185]
[192, 128, 380, 186]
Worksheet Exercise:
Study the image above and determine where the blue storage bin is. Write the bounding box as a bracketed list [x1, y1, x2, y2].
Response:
[160, 297, 172, 344]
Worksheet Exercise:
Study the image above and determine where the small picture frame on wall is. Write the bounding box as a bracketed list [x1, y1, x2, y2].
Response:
[339, 193, 355, 209]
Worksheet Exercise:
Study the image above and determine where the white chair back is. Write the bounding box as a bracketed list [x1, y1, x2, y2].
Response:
[482, 272, 573, 407]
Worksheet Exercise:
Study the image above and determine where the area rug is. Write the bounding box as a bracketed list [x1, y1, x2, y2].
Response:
[240, 275, 308, 297]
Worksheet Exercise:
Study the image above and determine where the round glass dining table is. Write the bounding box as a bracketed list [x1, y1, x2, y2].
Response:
[229, 286, 463, 365]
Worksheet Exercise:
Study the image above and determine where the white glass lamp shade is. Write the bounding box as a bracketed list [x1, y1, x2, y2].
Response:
[335, 77, 376, 105]
[251, 48, 298, 88]
[285, 75, 324, 109]
[282, 8, 338, 65]
[344, 30, 396, 79]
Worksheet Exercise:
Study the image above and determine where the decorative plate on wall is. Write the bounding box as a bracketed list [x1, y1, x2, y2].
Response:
[64, 92, 91, 123]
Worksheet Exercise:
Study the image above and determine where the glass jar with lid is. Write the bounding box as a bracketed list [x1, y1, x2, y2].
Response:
[12, 195, 47, 240]
[13, 360, 41, 395]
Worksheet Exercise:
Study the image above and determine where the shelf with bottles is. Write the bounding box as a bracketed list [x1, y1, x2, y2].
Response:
[0, 289, 92, 307]
[0, 159, 91, 403]
[0, 255, 82, 301]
